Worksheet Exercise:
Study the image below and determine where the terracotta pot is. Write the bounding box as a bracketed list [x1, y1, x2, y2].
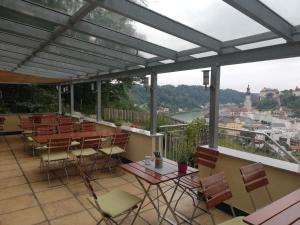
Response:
[178, 163, 188, 173]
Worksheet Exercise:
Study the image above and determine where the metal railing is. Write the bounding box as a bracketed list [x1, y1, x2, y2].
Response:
[159, 124, 300, 164]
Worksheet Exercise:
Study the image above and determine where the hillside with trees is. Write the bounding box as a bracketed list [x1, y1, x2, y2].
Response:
[129, 84, 253, 112]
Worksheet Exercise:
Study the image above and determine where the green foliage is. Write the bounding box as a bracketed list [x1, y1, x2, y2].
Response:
[186, 118, 205, 146]
[130, 85, 257, 112]
[280, 90, 300, 118]
[175, 141, 195, 164]
[254, 98, 278, 111]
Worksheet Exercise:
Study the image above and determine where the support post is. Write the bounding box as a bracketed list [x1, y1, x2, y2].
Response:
[70, 83, 74, 115]
[209, 64, 221, 148]
[96, 80, 102, 122]
[58, 84, 62, 115]
[150, 72, 158, 135]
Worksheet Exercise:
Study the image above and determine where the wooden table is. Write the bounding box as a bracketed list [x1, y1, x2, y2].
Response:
[243, 188, 300, 225]
[33, 131, 116, 144]
[120, 159, 198, 225]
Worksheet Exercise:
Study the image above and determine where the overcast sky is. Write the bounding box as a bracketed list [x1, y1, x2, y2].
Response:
[132, 0, 300, 93]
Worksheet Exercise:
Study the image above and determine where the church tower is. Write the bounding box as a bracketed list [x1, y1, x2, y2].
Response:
[244, 84, 252, 111]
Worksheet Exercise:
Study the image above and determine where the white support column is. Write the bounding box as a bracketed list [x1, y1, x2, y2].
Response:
[58, 84, 62, 115]
[150, 72, 158, 135]
[209, 64, 221, 148]
[70, 83, 74, 115]
[96, 80, 102, 122]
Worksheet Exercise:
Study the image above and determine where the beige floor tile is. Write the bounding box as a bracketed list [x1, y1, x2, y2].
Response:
[35, 186, 73, 204]
[0, 163, 20, 172]
[98, 176, 128, 189]
[0, 184, 32, 201]
[0, 194, 37, 214]
[49, 210, 96, 225]
[0, 169, 22, 179]
[0, 176, 27, 189]
[0, 159, 17, 166]
[42, 198, 84, 219]
[0, 206, 46, 225]
[31, 180, 63, 193]
[113, 183, 144, 195]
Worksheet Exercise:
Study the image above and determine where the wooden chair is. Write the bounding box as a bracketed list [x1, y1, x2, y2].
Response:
[57, 124, 74, 134]
[58, 116, 73, 124]
[71, 136, 101, 171]
[240, 162, 272, 211]
[80, 122, 96, 132]
[40, 137, 71, 185]
[99, 132, 130, 171]
[199, 172, 236, 225]
[174, 146, 219, 214]
[78, 164, 142, 225]
[0, 117, 5, 130]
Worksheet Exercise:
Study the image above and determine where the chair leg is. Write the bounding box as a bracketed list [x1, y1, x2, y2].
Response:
[208, 209, 216, 225]
[266, 186, 273, 203]
[46, 162, 51, 186]
[63, 160, 69, 184]
[229, 202, 236, 217]
[174, 187, 186, 211]
[249, 192, 257, 211]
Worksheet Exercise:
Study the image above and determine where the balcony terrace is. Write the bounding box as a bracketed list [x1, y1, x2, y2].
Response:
[0, 0, 300, 224]
[0, 134, 233, 225]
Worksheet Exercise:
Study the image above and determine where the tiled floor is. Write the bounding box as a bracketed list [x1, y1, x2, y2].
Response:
[0, 135, 230, 225]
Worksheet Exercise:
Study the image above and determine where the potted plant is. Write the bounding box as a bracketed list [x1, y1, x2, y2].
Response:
[176, 142, 195, 173]
[114, 120, 123, 132]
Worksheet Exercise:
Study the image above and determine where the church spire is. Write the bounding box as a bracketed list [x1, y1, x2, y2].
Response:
[246, 84, 251, 95]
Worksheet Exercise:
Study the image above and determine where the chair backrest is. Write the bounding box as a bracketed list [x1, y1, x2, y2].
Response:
[195, 146, 219, 170]
[240, 162, 269, 193]
[0, 117, 5, 129]
[35, 125, 56, 136]
[81, 136, 102, 149]
[57, 124, 74, 134]
[200, 172, 232, 209]
[47, 137, 71, 153]
[112, 132, 130, 150]
[40, 116, 57, 125]
[80, 122, 96, 132]
[58, 116, 73, 124]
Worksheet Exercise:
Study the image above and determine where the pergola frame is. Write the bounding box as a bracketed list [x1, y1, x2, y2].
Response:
[0, 0, 300, 150]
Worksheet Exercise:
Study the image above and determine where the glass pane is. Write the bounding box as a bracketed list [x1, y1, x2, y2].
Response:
[85, 8, 199, 51]
[26, 0, 85, 15]
[261, 0, 300, 26]
[145, 0, 269, 41]
[237, 38, 286, 50]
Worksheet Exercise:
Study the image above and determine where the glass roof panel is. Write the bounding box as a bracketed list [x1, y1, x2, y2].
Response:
[237, 38, 286, 51]
[25, 0, 85, 16]
[84, 8, 199, 51]
[260, 0, 300, 26]
[144, 0, 269, 41]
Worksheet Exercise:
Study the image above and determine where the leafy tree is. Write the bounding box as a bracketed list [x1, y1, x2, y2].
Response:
[255, 98, 278, 111]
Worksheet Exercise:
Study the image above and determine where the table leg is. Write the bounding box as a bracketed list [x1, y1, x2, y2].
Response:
[135, 176, 161, 216]
[158, 180, 180, 225]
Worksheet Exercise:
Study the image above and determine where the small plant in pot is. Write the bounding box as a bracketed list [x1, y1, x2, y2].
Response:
[176, 142, 195, 173]
[114, 120, 123, 131]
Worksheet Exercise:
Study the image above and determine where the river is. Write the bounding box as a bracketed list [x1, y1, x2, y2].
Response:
[171, 110, 203, 123]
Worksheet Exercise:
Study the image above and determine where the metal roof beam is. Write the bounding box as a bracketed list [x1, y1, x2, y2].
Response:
[19, 66, 75, 78]
[0, 18, 146, 65]
[24, 62, 86, 76]
[87, 41, 300, 80]
[30, 57, 96, 74]
[0, 1, 99, 73]
[223, 0, 294, 41]
[85, 0, 222, 52]
[16, 68, 72, 79]
[0, 0, 177, 59]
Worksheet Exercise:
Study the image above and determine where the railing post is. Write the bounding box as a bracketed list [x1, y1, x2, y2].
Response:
[58, 84, 62, 115]
[209, 64, 221, 148]
[150, 72, 158, 135]
[96, 79, 102, 122]
[70, 83, 74, 115]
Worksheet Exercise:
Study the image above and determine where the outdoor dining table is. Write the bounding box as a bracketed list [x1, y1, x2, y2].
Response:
[243, 188, 300, 225]
[120, 158, 198, 225]
[32, 130, 117, 144]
